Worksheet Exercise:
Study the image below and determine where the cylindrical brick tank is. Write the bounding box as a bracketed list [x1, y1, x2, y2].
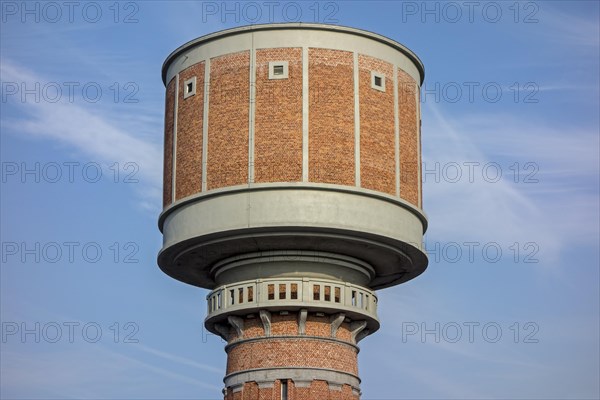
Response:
[158, 23, 427, 399]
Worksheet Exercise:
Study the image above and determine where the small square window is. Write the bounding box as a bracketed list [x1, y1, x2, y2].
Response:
[269, 61, 289, 80]
[183, 76, 196, 99]
[371, 71, 385, 92]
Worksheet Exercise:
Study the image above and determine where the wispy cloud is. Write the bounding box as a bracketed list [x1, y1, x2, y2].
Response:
[133, 343, 222, 374]
[369, 290, 591, 399]
[422, 101, 599, 268]
[1, 59, 163, 212]
[0, 344, 221, 399]
[0, 306, 222, 398]
[538, 5, 600, 49]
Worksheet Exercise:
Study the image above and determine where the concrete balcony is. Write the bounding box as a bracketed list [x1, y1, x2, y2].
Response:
[204, 277, 379, 335]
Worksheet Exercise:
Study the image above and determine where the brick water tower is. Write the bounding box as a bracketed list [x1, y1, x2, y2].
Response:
[158, 23, 427, 399]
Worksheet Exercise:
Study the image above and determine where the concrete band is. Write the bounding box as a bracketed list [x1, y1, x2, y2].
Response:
[223, 367, 361, 391]
[162, 23, 424, 86]
[159, 182, 426, 230]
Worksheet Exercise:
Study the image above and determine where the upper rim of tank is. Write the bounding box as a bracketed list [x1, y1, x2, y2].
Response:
[161, 23, 425, 85]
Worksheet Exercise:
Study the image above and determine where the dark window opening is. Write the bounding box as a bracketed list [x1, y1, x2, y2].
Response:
[268, 284, 275, 300]
[281, 380, 288, 400]
[313, 285, 320, 301]
[279, 284, 286, 300]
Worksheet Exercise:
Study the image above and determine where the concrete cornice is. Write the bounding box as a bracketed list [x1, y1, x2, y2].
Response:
[158, 182, 428, 232]
[223, 366, 361, 391]
[161, 23, 425, 85]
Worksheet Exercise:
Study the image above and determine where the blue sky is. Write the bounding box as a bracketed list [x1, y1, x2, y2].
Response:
[1, 1, 598, 399]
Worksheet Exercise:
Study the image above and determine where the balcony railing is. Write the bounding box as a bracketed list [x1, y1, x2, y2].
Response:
[206, 278, 378, 321]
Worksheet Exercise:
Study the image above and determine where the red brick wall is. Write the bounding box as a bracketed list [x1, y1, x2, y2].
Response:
[175, 62, 204, 200]
[163, 78, 175, 208]
[207, 51, 250, 189]
[358, 55, 395, 195]
[226, 338, 358, 375]
[165, 48, 422, 208]
[223, 312, 360, 399]
[228, 314, 353, 342]
[244, 382, 259, 399]
[254, 48, 303, 183]
[292, 379, 358, 400]
[398, 69, 420, 206]
[308, 48, 355, 185]
[417, 88, 422, 209]
[269, 313, 299, 336]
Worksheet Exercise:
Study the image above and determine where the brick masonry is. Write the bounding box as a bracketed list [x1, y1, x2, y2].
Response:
[226, 338, 358, 375]
[358, 55, 395, 196]
[308, 48, 355, 186]
[162, 78, 175, 208]
[254, 48, 303, 183]
[228, 313, 353, 342]
[207, 51, 250, 189]
[175, 62, 204, 200]
[398, 69, 420, 206]
[223, 312, 360, 400]
[163, 48, 422, 208]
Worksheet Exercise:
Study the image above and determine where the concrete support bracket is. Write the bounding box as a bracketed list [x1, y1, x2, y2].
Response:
[294, 380, 312, 388]
[214, 323, 229, 341]
[298, 308, 308, 335]
[356, 328, 370, 343]
[257, 381, 274, 389]
[228, 316, 244, 339]
[330, 313, 346, 338]
[350, 320, 368, 344]
[260, 310, 272, 336]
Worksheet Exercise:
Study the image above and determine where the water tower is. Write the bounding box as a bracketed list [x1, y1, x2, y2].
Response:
[158, 23, 427, 399]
